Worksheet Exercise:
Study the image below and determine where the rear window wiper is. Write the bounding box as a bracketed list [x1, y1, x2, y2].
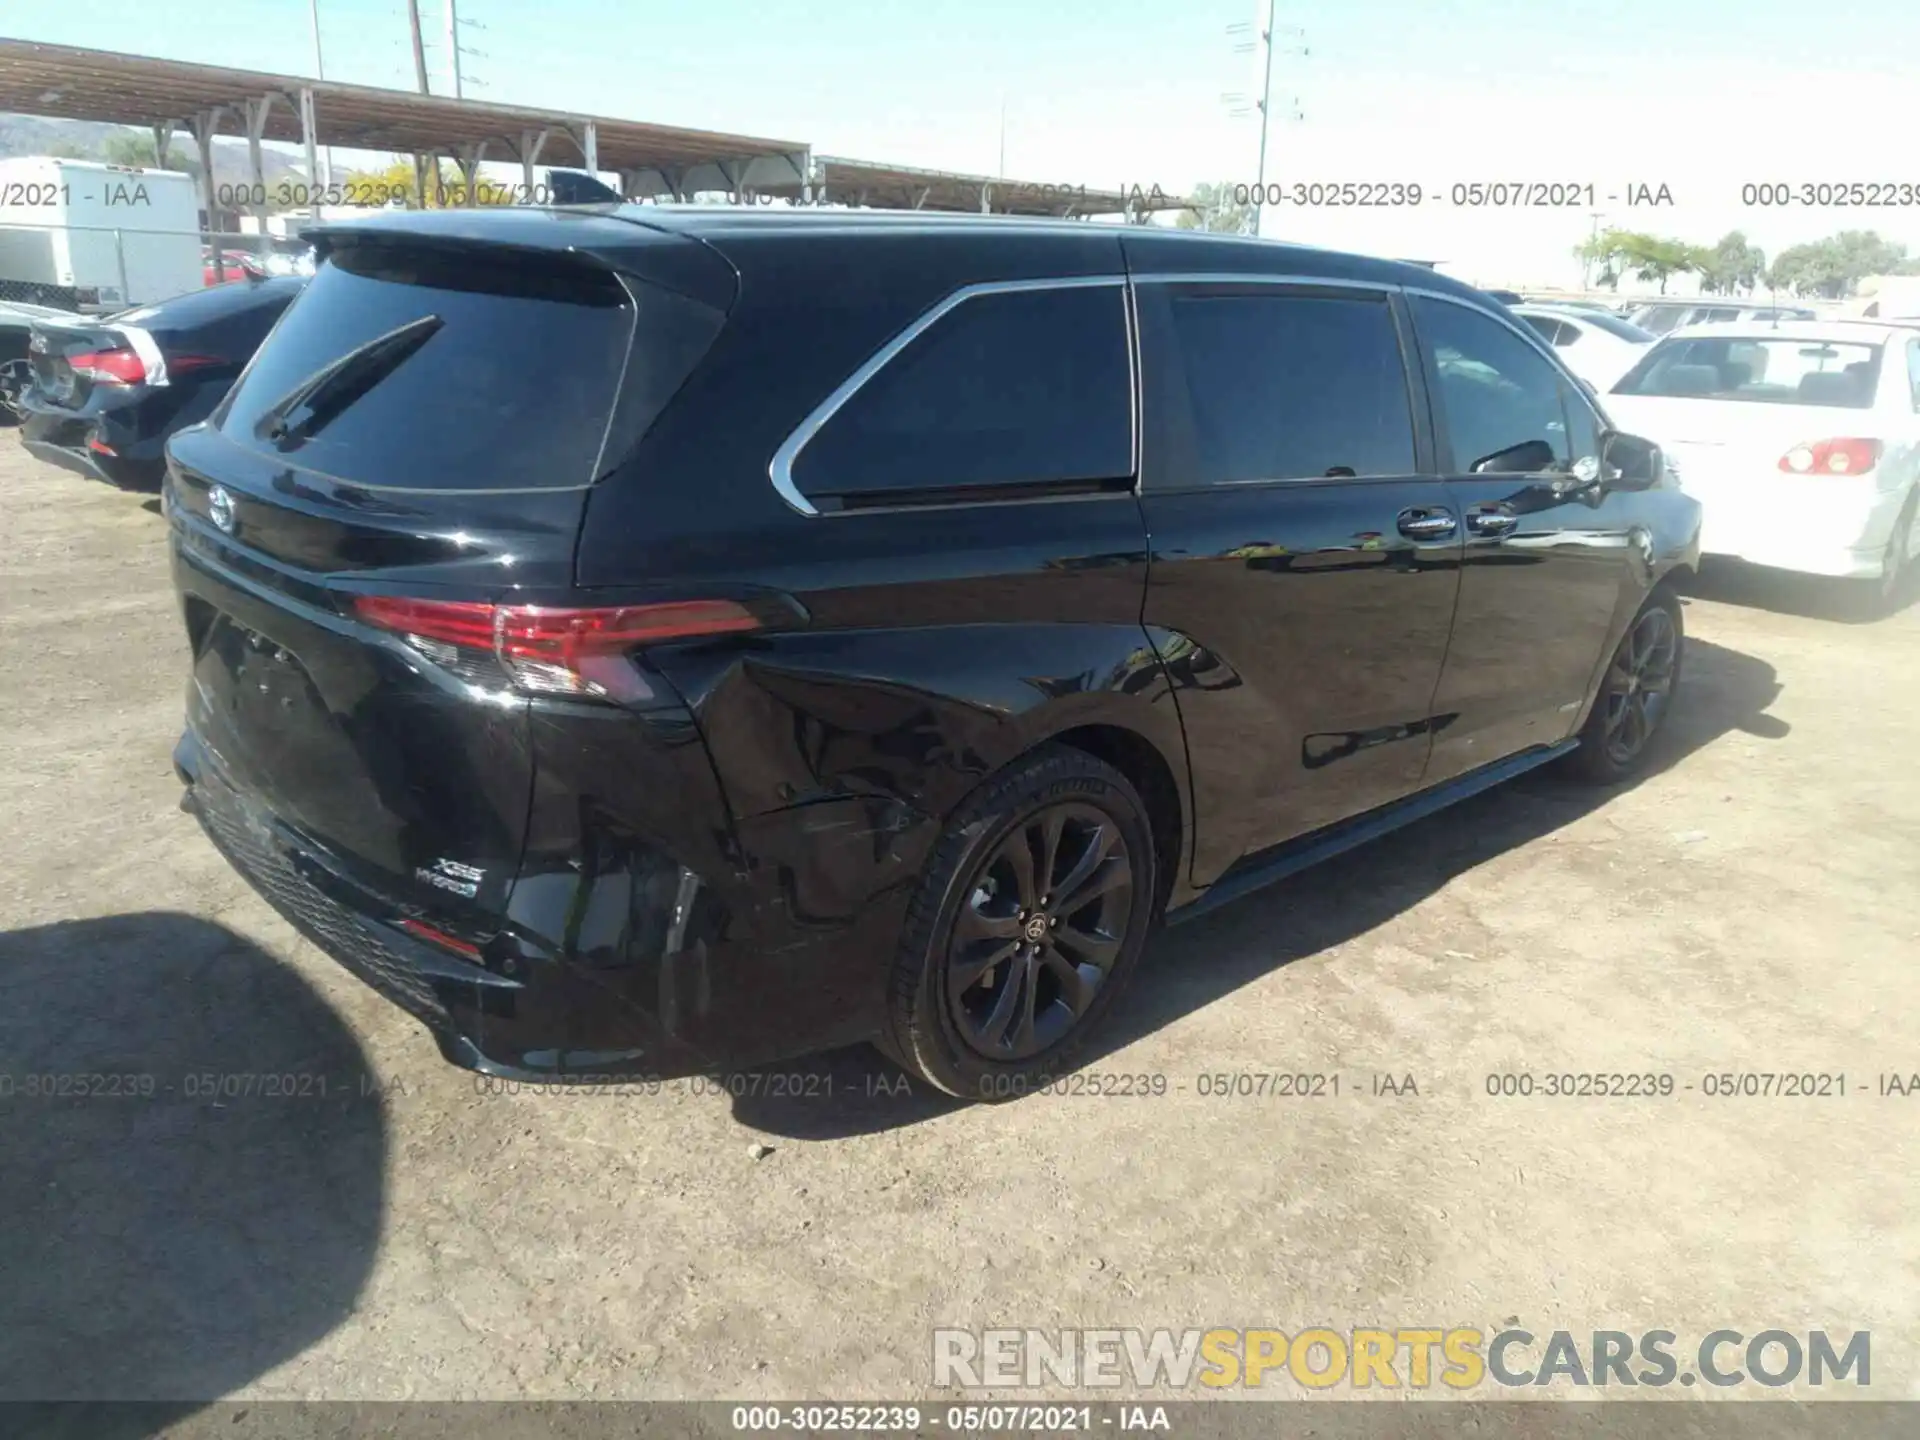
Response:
[253, 314, 444, 447]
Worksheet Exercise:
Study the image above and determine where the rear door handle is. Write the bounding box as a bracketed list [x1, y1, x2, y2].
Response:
[1467, 504, 1520, 536]
[1397, 508, 1457, 540]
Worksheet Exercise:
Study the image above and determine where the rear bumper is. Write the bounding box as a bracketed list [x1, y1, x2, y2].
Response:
[21, 404, 164, 487]
[175, 722, 910, 1081]
[1695, 480, 1910, 580]
[175, 727, 718, 1081]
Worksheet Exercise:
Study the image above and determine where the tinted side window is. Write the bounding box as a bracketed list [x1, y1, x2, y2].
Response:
[1410, 295, 1571, 474]
[1143, 290, 1417, 486]
[1520, 314, 1560, 343]
[791, 284, 1131, 503]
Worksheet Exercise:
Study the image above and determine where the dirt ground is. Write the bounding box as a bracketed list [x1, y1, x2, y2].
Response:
[2, 439, 1917, 1412]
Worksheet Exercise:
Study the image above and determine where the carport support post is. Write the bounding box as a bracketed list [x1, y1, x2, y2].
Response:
[245, 98, 273, 258]
[582, 121, 598, 178]
[190, 109, 228, 281]
[454, 142, 487, 206]
[519, 128, 549, 201]
[151, 123, 175, 171]
[298, 88, 321, 214]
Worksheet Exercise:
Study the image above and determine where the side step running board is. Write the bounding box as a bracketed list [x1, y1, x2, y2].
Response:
[1166, 740, 1578, 927]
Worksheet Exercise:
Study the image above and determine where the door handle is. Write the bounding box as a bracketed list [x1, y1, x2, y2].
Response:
[1396, 508, 1457, 540]
[1467, 505, 1520, 536]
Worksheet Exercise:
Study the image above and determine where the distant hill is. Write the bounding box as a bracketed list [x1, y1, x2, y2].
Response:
[0, 113, 306, 188]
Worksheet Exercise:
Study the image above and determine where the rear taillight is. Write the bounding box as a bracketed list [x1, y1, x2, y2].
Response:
[167, 354, 226, 375]
[68, 348, 146, 386]
[351, 596, 761, 701]
[1780, 438, 1881, 476]
[398, 917, 483, 962]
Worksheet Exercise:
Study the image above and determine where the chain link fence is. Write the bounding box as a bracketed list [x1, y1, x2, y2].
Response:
[0, 223, 315, 313]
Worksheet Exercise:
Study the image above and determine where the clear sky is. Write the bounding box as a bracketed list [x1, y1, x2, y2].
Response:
[9, 0, 1920, 286]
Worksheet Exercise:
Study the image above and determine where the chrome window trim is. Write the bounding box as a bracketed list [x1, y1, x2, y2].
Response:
[1132, 271, 1396, 293]
[768, 274, 1131, 518]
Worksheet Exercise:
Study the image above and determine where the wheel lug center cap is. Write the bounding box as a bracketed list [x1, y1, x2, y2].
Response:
[1023, 915, 1050, 943]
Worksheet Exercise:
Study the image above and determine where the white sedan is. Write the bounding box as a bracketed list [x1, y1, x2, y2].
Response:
[1520, 305, 1658, 391]
[1605, 320, 1920, 610]
[1512, 305, 1655, 389]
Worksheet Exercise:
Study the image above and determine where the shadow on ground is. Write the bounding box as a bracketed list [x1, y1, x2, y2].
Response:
[0, 912, 384, 1435]
[730, 635, 1786, 1140]
[1685, 556, 1916, 625]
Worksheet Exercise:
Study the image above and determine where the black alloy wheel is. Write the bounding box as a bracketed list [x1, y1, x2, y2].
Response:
[947, 802, 1134, 1061]
[1561, 588, 1684, 784]
[884, 745, 1158, 1099]
[1600, 602, 1679, 768]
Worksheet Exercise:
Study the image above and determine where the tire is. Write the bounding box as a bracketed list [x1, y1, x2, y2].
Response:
[882, 744, 1158, 1101]
[1559, 588, 1684, 785]
[1857, 491, 1916, 619]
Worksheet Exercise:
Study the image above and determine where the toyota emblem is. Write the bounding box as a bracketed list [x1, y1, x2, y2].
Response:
[207, 485, 236, 534]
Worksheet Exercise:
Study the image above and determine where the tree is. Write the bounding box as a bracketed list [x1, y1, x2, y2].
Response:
[1175, 181, 1256, 236]
[1768, 230, 1911, 298]
[339, 156, 523, 209]
[1615, 233, 1698, 294]
[1698, 231, 1766, 295]
[1573, 227, 1634, 290]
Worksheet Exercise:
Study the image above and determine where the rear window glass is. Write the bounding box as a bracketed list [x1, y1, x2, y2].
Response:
[1614, 336, 1882, 409]
[1572, 311, 1655, 343]
[790, 284, 1131, 504]
[219, 242, 634, 490]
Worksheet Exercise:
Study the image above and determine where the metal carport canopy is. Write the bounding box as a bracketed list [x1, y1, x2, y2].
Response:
[0, 39, 810, 197]
[764, 156, 1192, 219]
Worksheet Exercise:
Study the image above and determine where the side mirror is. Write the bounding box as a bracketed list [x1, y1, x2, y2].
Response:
[1600, 430, 1663, 490]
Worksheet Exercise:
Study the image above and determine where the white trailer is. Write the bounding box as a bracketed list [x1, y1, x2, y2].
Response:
[0, 157, 202, 311]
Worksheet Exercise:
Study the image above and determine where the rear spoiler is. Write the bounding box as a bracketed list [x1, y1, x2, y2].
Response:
[546, 170, 623, 205]
[296, 206, 739, 313]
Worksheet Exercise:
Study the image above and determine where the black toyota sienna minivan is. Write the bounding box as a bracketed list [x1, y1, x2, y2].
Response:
[165, 206, 1699, 1098]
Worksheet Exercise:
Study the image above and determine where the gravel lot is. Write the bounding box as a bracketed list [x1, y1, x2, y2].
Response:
[2, 439, 1917, 1413]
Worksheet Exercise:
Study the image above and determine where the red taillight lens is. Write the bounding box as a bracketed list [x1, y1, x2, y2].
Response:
[168, 353, 226, 375]
[1780, 438, 1881, 476]
[351, 596, 761, 700]
[68, 348, 146, 386]
[397, 917, 483, 962]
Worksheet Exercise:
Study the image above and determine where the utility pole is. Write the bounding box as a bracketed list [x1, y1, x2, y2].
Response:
[445, 0, 463, 100]
[998, 95, 1006, 178]
[308, 0, 333, 188]
[406, 0, 431, 209]
[1585, 209, 1603, 290]
[1252, 0, 1276, 237]
[406, 0, 431, 93]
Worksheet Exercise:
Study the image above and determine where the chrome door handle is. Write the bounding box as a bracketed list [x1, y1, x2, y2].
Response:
[1467, 506, 1520, 536]
[1397, 508, 1457, 540]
